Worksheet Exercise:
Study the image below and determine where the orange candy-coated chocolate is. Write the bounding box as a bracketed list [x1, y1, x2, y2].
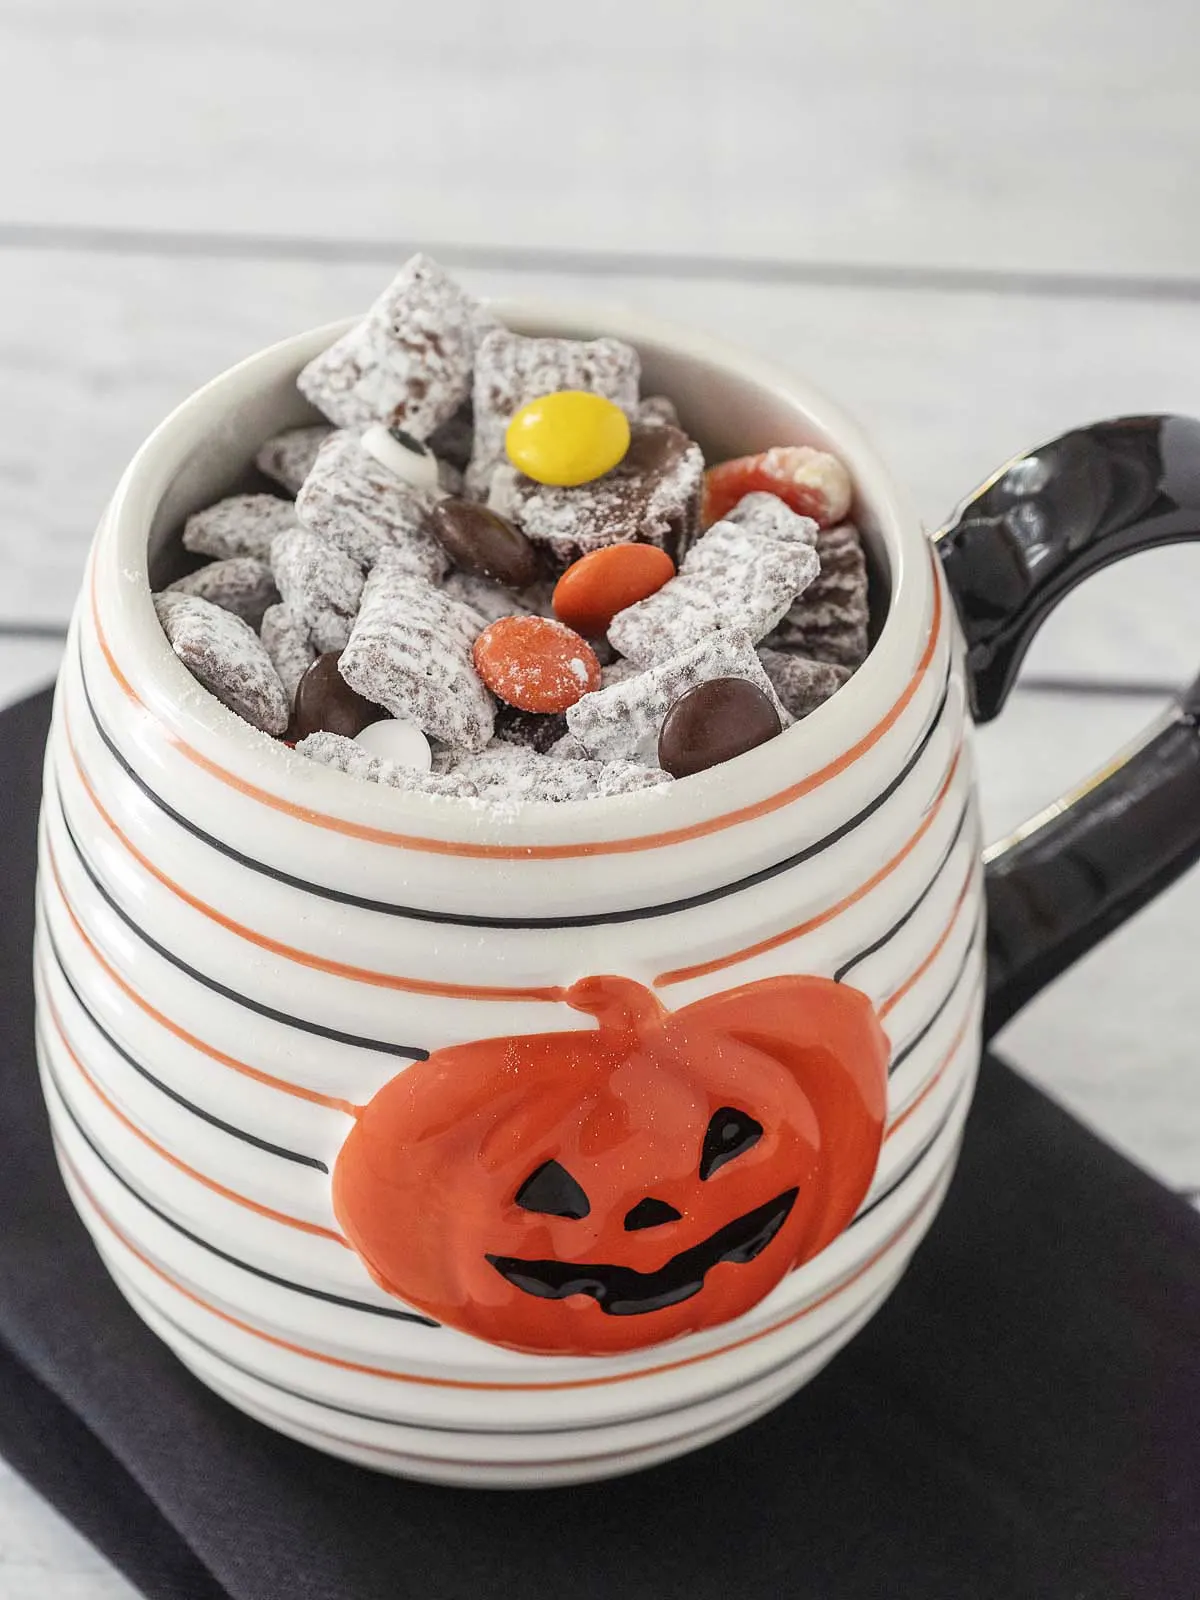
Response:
[472, 615, 601, 714]
[703, 445, 853, 529]
[552, 543, 676, 638]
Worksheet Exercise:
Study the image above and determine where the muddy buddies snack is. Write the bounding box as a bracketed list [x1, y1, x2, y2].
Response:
[489, 421, 703, 570]
[338, 555, 494, 751]
[295, 430, 447, 574]
[466, 329, 641, 498]
[298, 254, 498, 436]
[607, 503, 819, 666]
[154, 252, 874, 805]
[155, 593, 288, 735]
[255, 425, 334, 495]
[766, 521, 871, 669]
[166, 557, 278, 628]
[182, 494, 297, 563]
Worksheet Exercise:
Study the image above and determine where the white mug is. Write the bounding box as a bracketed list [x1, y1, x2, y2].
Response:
[36, 302, 1195, 1486]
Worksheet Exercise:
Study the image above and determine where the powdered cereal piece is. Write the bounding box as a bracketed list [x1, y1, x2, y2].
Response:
[637, 395, 680, 429]
[757, 647, 852, 719]
[608, 517, 818, 667]
[338, 563, 495, 751]
[182, 495, 297, 563]
[566, 630, 790, 763]
[296, 732, 479, 797]
[154, 592, 288, 736]
[600, 656, 641, 689]
[767, 522, 871, 668]
[166, 557, 278, 628]
[449, 743, 670, 804]
[489, 422, 703, 570]
[270, 526, 364, 655]
[260, 604, 317, 703]
[295, 430, 447, 575]
[255, 425, 334, 495]
[297, 254, 498, 437]
[467, 329, 641, 498]
[724, 491, 819, 546]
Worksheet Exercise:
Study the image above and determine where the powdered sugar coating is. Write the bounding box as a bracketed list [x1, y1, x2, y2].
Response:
[295, 430, 447, 575]
[182, 495, 297, 563]
[297, 732, 479, 797]
[255, 425, 334, 495]
[767, 522, 870, 668]
[296, 254, 498, 437]
[492, 703, 569, 753]
[757, 647, 852, 719]
[566, 630, 790, 763]
[338, 563, 495, 751]
[154, 592, 289, 735]
[488, 423, 703, 570]
[442, 571, 536, 625]
[449, 742, 670, 804]
[724, 491, 819, 546]
[637, 394, 680, 429]
[608, 518, 818, 667]
[260, 603, 316, 703]
[166, 557, 278, 628]
[467, 330, 641, 498]
[270, 526, 364, 655]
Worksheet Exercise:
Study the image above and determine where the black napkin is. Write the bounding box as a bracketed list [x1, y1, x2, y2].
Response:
[1, 686, 1197, 1600]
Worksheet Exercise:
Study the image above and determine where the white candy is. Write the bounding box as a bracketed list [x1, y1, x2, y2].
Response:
[360, 423, 441, 492]
[352, 717, 433, 771]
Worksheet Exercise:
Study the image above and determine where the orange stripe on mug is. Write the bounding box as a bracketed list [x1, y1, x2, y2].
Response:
[878, 858, 977, 1021]
[42, 838, 361, 1116]
[61, 713, 564, 1005]
[885, 1003, 976, 1142]
[88, 550, 946, 860]
[656, 742, 964, 987]
[42, 994, 347, 1246]
[64, 1153, 939, 1394]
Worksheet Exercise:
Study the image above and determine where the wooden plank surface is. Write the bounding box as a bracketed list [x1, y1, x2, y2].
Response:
[3, 0, 1200, 282]
[3, 246, 1200, 683]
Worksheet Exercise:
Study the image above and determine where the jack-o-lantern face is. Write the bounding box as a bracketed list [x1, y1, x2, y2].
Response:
[334, 975, 888, 1356]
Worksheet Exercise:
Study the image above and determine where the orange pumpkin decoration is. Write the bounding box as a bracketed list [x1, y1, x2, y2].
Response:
[333, 975, 888, 1356]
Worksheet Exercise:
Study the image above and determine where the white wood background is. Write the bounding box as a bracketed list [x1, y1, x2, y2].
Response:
[2, 1, 1199, 1590]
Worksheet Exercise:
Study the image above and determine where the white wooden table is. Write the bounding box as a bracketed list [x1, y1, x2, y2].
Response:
[2, 1, 1198, 1590]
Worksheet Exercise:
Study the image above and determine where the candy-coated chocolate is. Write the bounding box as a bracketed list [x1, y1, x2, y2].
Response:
[291, 652, 387, 741]
[553, 543, 676, 637]
[472, 615, 601, 714]
[426, 498, 540, 589]
[658, 676, 782, 778]
[352, 716, 433, 770]
[360, 422, 441, 491]
[703, 446, 853, 529]
[505, 390, 630, 487]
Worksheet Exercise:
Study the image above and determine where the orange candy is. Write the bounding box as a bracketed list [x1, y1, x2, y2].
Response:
[472, 615, 601, 714]
[702, 445, 853, 529]
[552, 543, 677, 638]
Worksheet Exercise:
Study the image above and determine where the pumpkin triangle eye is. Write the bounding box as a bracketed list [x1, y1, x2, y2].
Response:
[700, 1107, 763, 1180]
[514, 1160, 591, 1219]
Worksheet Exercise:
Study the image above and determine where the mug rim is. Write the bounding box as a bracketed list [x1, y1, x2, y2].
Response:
[90, 298, 933, 849]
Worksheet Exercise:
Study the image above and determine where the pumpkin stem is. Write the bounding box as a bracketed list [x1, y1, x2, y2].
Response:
[561, 975, 666, 1036]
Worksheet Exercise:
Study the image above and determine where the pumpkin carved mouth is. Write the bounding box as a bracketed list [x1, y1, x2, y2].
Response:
[485, 1186, 799, 1316]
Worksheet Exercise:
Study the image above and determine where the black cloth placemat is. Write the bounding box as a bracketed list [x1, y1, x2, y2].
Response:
[1, 685, 1197, 1600]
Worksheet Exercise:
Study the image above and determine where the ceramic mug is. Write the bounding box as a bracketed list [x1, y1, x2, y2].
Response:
[32, 304, 1200, 1487]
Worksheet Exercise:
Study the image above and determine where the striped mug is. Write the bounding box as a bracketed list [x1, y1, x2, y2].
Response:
[34, 303, 1200, 1486]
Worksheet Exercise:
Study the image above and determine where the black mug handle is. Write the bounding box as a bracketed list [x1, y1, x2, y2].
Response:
[935, 414, 1200, 1040]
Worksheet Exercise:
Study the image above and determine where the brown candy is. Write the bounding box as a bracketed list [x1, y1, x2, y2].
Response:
[426, 499, 541, 589]
[291, 652, 388, 741]
[657, 677, 783, 779]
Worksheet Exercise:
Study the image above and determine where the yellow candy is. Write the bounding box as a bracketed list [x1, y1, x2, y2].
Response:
[505, 390, 631, 487]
